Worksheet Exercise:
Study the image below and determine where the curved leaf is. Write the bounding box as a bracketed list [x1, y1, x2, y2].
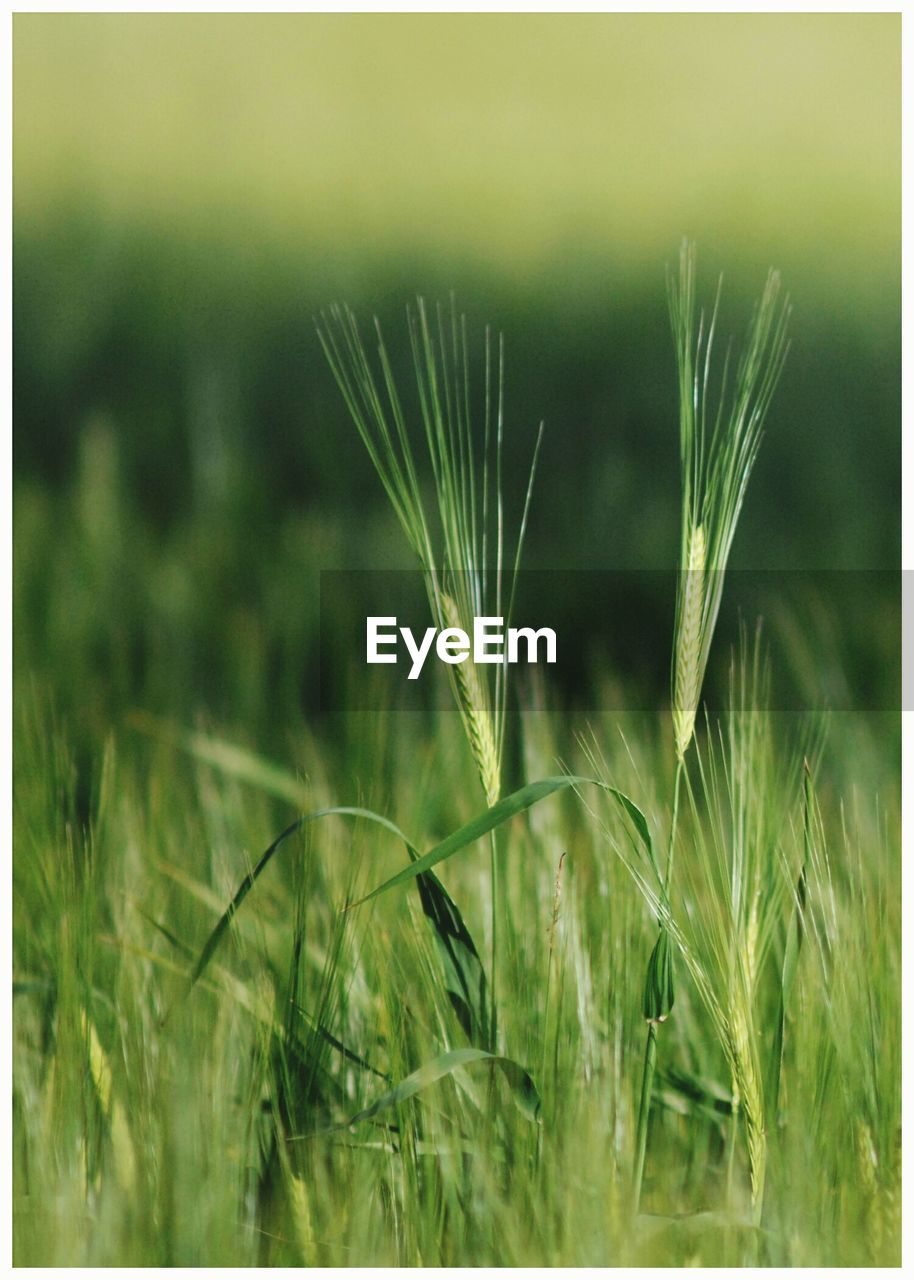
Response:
[605, 786, 658, 879]
[349, 776, 590, 908]
[413, 864, 489, 1047]
[179, 770, 653, 1072]
[142, 716, 494, 1043]
[188, 805, 411, 989]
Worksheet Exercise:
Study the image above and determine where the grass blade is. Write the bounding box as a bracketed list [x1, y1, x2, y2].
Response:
[605, 786, 659, 880]
[331, 1047, 541, 1130]
[767, 762, 811, 1124]
[413, 863, 489, 1046]
[348, 776, 591, 908]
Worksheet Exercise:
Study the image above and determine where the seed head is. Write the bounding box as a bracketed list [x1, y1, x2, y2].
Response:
[441, 592, 500, 806]
[668, 241, 789, 763]
[673, 523, 706, 759]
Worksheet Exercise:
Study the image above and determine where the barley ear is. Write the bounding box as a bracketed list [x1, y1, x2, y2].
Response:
[441, 592, 500, 806]
[730, 999, 766, 1212]
[856, 1119, 884, 1260]
[672, 523, 706, 759]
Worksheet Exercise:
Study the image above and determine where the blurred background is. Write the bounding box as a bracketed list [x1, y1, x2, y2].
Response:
[13, 14, 900, 746]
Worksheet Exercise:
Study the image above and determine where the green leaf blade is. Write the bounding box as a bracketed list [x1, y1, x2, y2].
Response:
[350, 776, 589, 908]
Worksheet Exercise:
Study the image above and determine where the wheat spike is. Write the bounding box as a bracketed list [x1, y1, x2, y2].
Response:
[673, 523, 706, 759]
[745, 891, 760, 992]
[441, 593, 500, 805]
[884, 1127, 901, 1260]
[288, 1173, 316, 1263]
[856, 1119, 883, 1260]
[83, 1013, 136, 1192]
[729, 999, 766, 1211]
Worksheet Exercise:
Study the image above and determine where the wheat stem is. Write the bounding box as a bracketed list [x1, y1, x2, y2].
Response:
[632, 1020, 658, 1213]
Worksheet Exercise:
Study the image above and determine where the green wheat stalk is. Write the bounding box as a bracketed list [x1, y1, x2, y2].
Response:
[632, 240, 789, 1212]
[669, 239, 790, 762]
[316, 297, 543, 1041]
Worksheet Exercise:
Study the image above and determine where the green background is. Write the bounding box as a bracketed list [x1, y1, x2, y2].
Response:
[14, 12, 900, 725]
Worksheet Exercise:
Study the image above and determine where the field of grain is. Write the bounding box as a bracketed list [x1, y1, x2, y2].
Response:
[13, 14, 900, 1267]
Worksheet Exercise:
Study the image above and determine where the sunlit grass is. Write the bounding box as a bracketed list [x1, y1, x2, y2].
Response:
[12, 683, 900, 1265]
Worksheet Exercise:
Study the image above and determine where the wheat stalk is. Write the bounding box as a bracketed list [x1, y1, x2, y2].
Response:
[632, 234, 789, 1216]
[669, 240, 790, 756]
[317, 299, 542, 810]
[318, 299, 542, 1047]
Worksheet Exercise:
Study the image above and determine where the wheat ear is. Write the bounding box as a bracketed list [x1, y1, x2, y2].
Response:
[673, 522, 706, 759]
[441, 592, 500, 806]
